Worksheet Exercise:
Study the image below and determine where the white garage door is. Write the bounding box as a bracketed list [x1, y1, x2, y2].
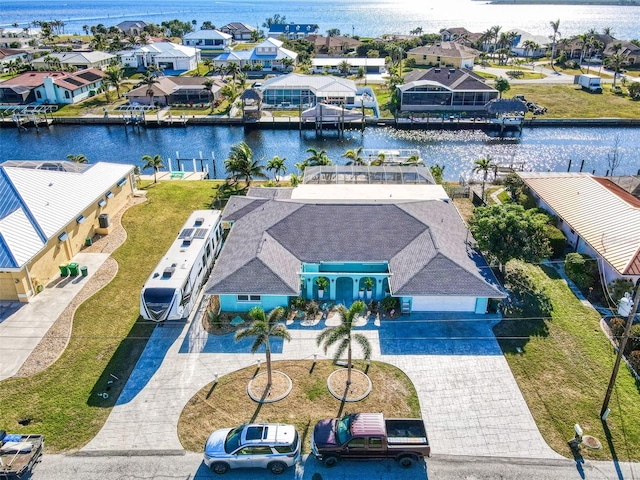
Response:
[411, 296, 477, 312]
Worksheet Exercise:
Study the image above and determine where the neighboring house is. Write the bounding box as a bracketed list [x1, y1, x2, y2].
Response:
[306, 34, 361, 54]
[125, 76, 223, 106]
[508, 30, 548, 58]
[258, 73, 357, 107]
[603, 40, 640, 66]
[519, 172, 640, 285]
[267, 23, 318, 39]
[219, 23, 256, 41]
[0, 69, 105, 105]
[608, 175, 640, 199]
[0, 161, 134, 302]
[407, 42, 480, 69]
[119, 42, 200, 72]
[311, 57, 386, 74]
[556, 33, 614, 61]
[182, 30, 232, 54]
[440, 27, 474, 42]
[31, 51, 116, 70]
[0, 48, 30, 71]
[204, 182, 504, 313]
[214, 38, 297, 72]
[397, 67, 498, 112]
[116, 21, 148, 37]
[0, 27, 41, 49]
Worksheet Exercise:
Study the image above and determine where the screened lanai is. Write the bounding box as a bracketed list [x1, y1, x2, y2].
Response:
[302, 165, 436, 185]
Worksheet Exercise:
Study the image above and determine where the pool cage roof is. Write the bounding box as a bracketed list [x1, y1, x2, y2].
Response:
[302, 165, 436, 185]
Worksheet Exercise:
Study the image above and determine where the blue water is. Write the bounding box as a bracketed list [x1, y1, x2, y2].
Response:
[2, 125, 639, 180]
[2, 0, 639, 39]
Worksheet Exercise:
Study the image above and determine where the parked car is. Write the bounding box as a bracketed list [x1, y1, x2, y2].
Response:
[203, 423, 300, 475]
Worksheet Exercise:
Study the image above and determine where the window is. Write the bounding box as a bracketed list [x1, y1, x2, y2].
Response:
[237, 295, 261, 302]
[237, 445, 272, 455]
[368, 437, 383, 449]
[346, 437, 365, 448]
[105, 190, 114, 198]
[65, 91, 70, 98]
[98, 198, 107, 207]
[76, 215, 85, 224]
[36, 90, 42, 98]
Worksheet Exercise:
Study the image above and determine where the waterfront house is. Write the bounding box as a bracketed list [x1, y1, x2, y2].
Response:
[116, 21, 148, 37]
[30, 51, 116, 71]
[311, 57, 386, 75]
[306, 34, 362, 55]
[603, 40, 640, 66]
[519, 172, 640, 285]
[508, 30, 548, 58]
[257, 73, 357, 108]
[219, 23, 257, 41]
[0, 69, 105, 105]
[0, 27, 41, 49]
[118, 42, 200, 73]
[407, 41, 480, 69]
[125, 76, 223, 106]
[397, 67, 498, 113]
[204, 181, 504, 313]
[213, 38, 297, 72]
[0, 48, 30, 71]
[182, 30, 232, 55]
[0, 161, 134, 302]
[267, 23, 319, 40]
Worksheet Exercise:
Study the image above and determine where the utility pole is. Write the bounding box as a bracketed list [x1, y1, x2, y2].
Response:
[601, 278, 640, 419]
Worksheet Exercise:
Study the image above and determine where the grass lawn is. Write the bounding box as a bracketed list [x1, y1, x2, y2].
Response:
[368, 84, 394, 118]
[508, 84, 640, 118]
[0, 181, 219, 452]
[494, 263, 640, 460]
[51, 93, 130, 117]
[178, 360, 420, 453]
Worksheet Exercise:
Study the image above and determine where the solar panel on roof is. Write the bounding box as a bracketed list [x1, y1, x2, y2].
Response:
[77, 71, 100, 82]
[179, 228, 195, 239]
[194, 228, 208, 239]
[64, 78, 83, 87]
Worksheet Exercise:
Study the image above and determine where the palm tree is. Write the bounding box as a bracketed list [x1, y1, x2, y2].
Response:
[140, 71, 159, 106]
[202, 79, 216, 112]
[549, 19, 561, 71]
[203, 58, 214, 74]
[472, 156, 497, 201]
[141, 154, 165, 183]
[316, 300, 370, 386]
[337, 60, 351, 76]
[369, 152, 386, 166]
[605, 52, 627, 88]
[266, 156, 287, 183]
[224, 141, 267, 187]
[226, 62, 241, 82]
[104, 64, 124, 99]
[343, 147, 365, 166]
[491, 25, 502, 62]
[305, 147, 332, 166]
[281, 57, 294, 72]
[402, 154, 425, 166]
[235, 307, 291, 388]
[66, 153, 88, 163]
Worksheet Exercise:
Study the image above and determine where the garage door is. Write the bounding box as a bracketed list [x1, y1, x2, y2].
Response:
[411, 296, 477, 312]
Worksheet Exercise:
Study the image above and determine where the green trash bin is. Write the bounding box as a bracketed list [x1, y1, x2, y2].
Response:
[68, 262, 79, 276]
[80, 266, 88, 277]
[85, 237, 92, 246]
[59, 263, 69, 277]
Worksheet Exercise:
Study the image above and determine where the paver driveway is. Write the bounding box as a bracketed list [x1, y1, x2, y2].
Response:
[82, 309, 562, 460]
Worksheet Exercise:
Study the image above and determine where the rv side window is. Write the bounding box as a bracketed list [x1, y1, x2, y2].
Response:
[206, 243, 211, 258]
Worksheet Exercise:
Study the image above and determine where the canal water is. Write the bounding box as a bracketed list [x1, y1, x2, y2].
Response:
[2, 124, 639, 181]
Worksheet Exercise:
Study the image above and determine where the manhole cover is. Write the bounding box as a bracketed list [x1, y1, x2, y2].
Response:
[582, 435, 602, 450]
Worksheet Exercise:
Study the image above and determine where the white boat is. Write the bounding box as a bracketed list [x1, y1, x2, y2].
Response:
[490, 114, 524, 126]
[140, 209, 223, 322]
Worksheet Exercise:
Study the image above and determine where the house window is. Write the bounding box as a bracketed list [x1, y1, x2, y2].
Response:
[36, 91, 42, 98]
[436, 56, 441, 62]
[423, 55, 426, 60]
[65, 91, 70, 99]
[237, 295, 261, 302]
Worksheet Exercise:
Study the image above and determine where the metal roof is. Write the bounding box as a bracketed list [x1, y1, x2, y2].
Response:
[0, 161, 134, 269]
[519, 172, 640, 275]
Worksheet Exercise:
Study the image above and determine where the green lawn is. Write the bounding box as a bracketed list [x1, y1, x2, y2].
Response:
[0, 182, 219, 452]
[508, 84, 640, 118]
[494, 263, 640, 460]
[368, 84, 394, 118]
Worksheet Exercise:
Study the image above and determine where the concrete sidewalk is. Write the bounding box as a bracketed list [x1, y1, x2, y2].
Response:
[0, 252, 109, 381]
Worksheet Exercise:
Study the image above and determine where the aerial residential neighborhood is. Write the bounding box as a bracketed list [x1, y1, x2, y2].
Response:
[0, 4, 639, 480]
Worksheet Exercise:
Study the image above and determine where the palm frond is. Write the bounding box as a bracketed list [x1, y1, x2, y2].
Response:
[353, 333, 372, 359]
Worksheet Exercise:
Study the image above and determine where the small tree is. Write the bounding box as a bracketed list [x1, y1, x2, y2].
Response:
[141, 154, 165, 183]
[235, 306, 291, 388]
[472, 156, 497, 202]
[430, 164, 445, 184]
[494, 76, 511, 98]
[316, 300, 370, 385]
[66, 153, 88, 163]
[266, 156, 287, 183]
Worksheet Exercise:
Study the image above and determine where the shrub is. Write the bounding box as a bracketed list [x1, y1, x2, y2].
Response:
[517, 191, 538, 210]
[381, 295, 399, 313]
[207, 310, 222, 329]
[544, 224, 566, 259]
[305, 300, 319, 317]
[564, 253, 598, 291]
[503, 260, 552, 317]
[290, 296, 306, 310]
[629, 351, 640, 377]
[506, 70, 524, 78]
[608, 278, 634, 306]
[609, 316, 626, 340]
[628, 324, 640, 353]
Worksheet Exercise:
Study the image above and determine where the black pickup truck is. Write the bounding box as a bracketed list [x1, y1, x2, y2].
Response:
[311, 413, 430, 468]
[0, 430, 44, 479]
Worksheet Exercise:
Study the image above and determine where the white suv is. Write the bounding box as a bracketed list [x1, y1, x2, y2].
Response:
[204, 423, 301, 475]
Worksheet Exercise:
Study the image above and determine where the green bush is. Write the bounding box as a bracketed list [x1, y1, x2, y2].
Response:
[506, 70, 524, 78]
[608, 278, 634, 306]
[503, 260, 552, 317]
[629, 351, 640, 376]
[517, 191, 538, 210]
[564, 253, 598, 291]
[609, 316, 626, 339]
[290, 296, 306, 310]
[381, 295, 399, 313]
[305, 300, 319, 317]
[544, 224, 566, 259]
[628, 324, 640, 353]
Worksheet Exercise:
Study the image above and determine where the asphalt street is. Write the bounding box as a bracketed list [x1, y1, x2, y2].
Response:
[31, 452, 640, 480]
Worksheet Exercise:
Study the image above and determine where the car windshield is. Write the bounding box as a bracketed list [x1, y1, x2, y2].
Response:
[224, 425, 244, 453]
[336, 416, 352, 445]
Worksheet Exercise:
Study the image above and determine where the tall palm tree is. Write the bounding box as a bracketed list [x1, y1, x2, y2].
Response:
[141, 154, 165, 183]
[202, 79, 216, 112]
[235, 307, 291, 388]
[369, 152, 386, 166]
[104, 64, 124, 99]
[402, 154, 425, 166]
[338, 59, 351, 76]
[605, 52, 627, 88]
[343, 147, 365, 166]
[226, 62, 241, 82]
[472, 156, 497, 201]
[316, 300, 370, 386]
[549, 19, 561, 71]
[224, 141, 267, 187]
[266, 156, 287, 183]
[66, 153, 88, 163]
[305, 147, 332, 166]
[491, 25, 502, 62]
[140, 71, 159, 106]
[203, 58, 214, 74]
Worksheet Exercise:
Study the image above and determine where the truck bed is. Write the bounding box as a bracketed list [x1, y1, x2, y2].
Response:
[385, 419, 428, 445]
[0, 433, 44, 479]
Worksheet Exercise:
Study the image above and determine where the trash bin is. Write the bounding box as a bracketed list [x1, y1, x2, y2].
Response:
[80, 266, 88, 277]
[85, 237, 92, 246]
[68, 262, 80, 276]
[59, 263, 69, 276]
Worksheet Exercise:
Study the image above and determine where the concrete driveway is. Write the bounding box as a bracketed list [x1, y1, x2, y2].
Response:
[82, 306, 561, 460]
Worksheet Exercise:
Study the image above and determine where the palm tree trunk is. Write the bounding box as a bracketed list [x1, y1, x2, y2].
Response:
[347, 342, 352, 385]
[266, 345, 272, 387]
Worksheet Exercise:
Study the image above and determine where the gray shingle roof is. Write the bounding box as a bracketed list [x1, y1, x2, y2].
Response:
[205, 196, 503, 298]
